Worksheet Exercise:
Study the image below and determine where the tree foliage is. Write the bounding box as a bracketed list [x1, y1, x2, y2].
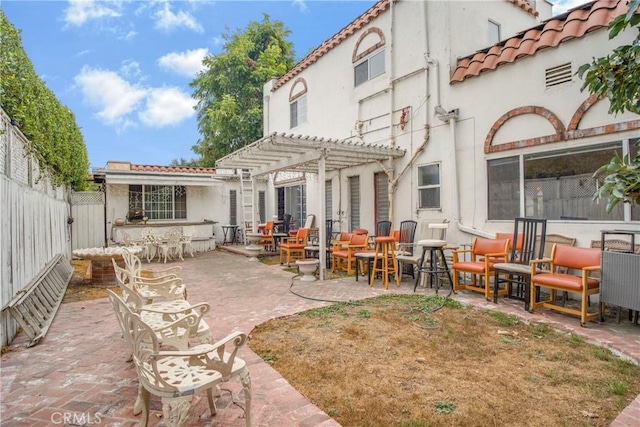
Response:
[578, 0, 640, 212]
[578, 0, 640, 115]
[190, 15, 295, 167]
[0, 9, 89, 190]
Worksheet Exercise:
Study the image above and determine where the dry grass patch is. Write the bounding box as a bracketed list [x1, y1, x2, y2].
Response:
[249, 294, 640, 427]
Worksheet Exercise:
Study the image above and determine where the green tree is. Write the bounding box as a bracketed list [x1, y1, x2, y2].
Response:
[190, 15, 295, 167]
[0, 8, 89, 189]
[578, 0, 640, 212]
[578, 0, 640, 115]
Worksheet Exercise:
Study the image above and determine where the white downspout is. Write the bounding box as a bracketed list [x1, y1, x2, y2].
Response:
[438, 109, 493, 239]
[388, 0, 396, 224]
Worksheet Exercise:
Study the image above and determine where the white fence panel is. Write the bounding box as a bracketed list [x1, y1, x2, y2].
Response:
[0, 109, 71, 347]
[71, 191, 105, 250]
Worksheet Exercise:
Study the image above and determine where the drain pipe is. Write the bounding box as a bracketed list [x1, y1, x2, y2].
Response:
[437, 109, 493, 239]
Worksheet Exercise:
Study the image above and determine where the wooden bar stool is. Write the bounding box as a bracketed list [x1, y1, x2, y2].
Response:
[370, 236, 400, 289]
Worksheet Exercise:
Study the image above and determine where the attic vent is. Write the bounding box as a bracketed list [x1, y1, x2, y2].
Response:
[545, 63, 572, 88]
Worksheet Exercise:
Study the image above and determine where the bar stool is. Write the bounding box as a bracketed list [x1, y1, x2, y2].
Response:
[370, 236, 400, 289]
[414, 239, 454, 293]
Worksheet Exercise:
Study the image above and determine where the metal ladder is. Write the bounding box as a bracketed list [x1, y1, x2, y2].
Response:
[239, 169, 254, 244]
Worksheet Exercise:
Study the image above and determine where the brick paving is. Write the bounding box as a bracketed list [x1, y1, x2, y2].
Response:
[1, 248, 639, 426]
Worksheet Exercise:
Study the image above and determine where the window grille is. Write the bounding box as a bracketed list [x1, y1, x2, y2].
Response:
[418, 163, 441, 209]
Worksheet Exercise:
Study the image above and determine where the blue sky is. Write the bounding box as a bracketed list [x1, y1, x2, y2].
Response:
[3, 0, 579, 170]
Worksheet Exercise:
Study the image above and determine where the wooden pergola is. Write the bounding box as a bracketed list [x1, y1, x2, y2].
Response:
[216, 132, 406, 280]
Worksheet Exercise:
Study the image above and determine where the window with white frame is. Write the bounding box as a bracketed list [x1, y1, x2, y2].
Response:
[128, 185, 187, 220]
[418, 163, 441, 209]
[354, 50, 385, 87]
[290, 95, 307, 128]
[488, 20, 501, 45]
[487, 139, 639, 221]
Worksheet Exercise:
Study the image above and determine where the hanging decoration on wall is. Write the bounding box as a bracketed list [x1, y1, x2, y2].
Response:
[399, 108, 408, 131]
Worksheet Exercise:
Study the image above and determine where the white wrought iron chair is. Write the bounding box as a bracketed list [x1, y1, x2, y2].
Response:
[107, 290, 251, 427]
[180, 226, 195, 257]
[157, 228, 184, 263]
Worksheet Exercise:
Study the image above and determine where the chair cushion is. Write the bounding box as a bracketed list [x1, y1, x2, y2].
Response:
[332, 250, 350, 258]
[452, 261, 492, 273]
[417, 239, 446, 247]
[532, 273, 600, 292]
[281, 243, 304, 250]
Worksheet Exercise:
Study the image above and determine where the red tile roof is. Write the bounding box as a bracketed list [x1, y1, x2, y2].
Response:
[273, 0, 539, 91]
[509, 0, 539, 17]
[451, 0, 627, 84]
[272, 0, 392, 90]
[130, 164, 216, 174]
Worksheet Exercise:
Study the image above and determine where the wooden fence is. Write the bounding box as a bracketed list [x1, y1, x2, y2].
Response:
[0, 108, 71, 347]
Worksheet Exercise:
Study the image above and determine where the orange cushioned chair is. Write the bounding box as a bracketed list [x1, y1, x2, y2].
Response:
[332, 232, 368, 275]
[259, 221, 275, 251]
[452, 237, 510, 300]
[279, 228, 309, 266]
[530, 244, 602, 327]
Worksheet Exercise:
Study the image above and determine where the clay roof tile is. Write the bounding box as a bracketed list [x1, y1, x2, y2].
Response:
[451, 0, 626, 84]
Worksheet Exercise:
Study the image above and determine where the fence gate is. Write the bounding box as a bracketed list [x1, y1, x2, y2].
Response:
[70, 191, 105, 250]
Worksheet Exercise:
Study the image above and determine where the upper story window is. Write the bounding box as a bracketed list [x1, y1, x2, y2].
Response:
[352, 27, 386, 87]
[289, 78, 307, 129]
[129, 185, 187, 220]
[488, 19, 501, 45]
[290, 95, 307, 128]
[418, 163, 441, 209]
[354, 50, 385, 87]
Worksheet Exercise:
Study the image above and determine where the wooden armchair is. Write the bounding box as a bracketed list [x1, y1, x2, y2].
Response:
[279, 228, 309, 266]
[259, 221, 275, 251]
[332, 232, 369, 275]
[452, 237, 510, 300]
[107, 290, 251, 427]
[530, 244, 602, 327]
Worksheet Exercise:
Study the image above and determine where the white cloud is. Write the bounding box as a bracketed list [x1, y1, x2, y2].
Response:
[551, 0, 585, 15]
[138, 87, 196, 127]
[158, 48, 209, 77]
[74, 66, 146, 126]
[292, 0, 308, 13]
[120, 60, 142, 78]
[64, 0, 122, 26]
[153, 3, 204, 33]
[120, 30, 138, 41]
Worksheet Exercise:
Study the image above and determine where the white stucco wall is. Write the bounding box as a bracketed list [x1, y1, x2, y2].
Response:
[447, 24, 640, 247]
[263, 0, 639, 247]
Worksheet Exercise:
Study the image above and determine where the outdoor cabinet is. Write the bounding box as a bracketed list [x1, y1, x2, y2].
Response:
[600, 230, 640, 319]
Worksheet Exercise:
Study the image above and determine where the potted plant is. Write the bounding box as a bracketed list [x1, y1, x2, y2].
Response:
[593, 147, 640, 213]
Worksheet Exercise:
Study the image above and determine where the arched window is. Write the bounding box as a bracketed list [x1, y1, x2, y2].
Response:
[289, 78, 307, 128]
[352, 27, 385, 87]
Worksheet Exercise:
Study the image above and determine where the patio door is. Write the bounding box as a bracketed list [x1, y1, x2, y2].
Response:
[278, 184, 306, 229]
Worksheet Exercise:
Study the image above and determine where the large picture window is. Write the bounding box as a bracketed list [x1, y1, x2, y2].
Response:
[354, 50, 385, 87]
[487, 139, 639, 221]
[128, 185, 187, 220]
[418, 163, 441, 209]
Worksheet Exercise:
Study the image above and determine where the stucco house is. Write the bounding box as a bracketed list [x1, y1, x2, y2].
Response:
[216, 0, 639, 277]
[92, 161, 269, 249]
